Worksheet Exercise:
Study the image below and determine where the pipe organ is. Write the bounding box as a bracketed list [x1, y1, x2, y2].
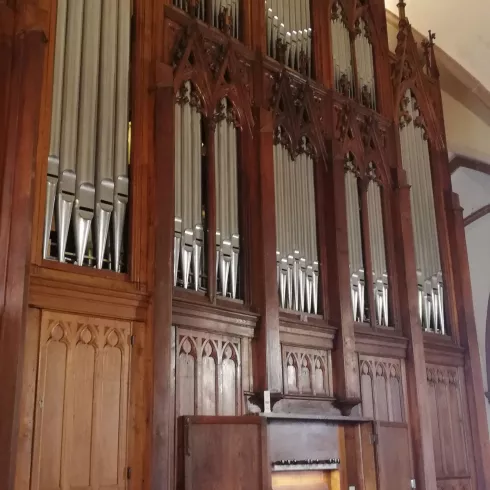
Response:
[174, 82, 205, 291]
[399, 90, 445, 334]
[331, 2, 353, 97]
[43, 0, 131, 272]
[265, 0, 312, 76]
[344, 156, 366, 322]
[354, 19, 376, 110]
[366, 167, 388, 326]
[7, 0, 488, 489]
[173, 0, 240, 38]
[274, 134, 319, 315]
[214, 99, 240, 299]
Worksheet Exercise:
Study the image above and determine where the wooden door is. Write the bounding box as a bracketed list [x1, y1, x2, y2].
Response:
[30, 311, 132, 490]
[375, 422, 413, 490]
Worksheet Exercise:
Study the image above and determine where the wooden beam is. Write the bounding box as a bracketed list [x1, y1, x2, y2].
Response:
[463, 203, 490, 227]
[450, 155, 490, 176]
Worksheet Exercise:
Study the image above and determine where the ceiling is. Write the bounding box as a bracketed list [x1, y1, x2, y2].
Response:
[385, 0, 490, 92]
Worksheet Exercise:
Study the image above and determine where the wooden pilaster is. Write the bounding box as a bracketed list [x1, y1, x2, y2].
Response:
[326, 151, 361, 407]
[448, 191, 490, 490]
[0, 5, 47, 489]
[248, 104, 283, 395]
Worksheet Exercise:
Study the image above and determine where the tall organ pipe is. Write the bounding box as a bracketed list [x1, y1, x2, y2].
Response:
[399, 90, 444, 333]
[214, 99, 240, 299]
[331, 3, 352, 96]
[345, 165, 365, 322]
[367, 178, 388, 326]
[174, 82, 204, 292]
[274, 136, 319, 314]
[354, 19, 376, 110]
[265, 0, 312, 76]
[44, 0, 131, 272]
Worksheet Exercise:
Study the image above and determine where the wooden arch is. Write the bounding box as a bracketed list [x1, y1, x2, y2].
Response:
[392, 12, 445, 151]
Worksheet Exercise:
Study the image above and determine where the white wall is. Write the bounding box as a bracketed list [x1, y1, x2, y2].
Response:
[451, 169, 490, 429]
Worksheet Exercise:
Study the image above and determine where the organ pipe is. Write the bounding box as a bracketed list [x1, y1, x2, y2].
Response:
[274, 134, 318, 314]
[354, 18, 376, 110]
[214, 99, 240, 299]
[399, 90, 445, 334]
[344, 158, 365, 322]
[331, 2, 353, 97]
[44, 0, 131, 272]
[174, 82, 204, 292]
[173, 0, 240, 38]
[366, 175, 388, 326]
[265, 0, 312, 76]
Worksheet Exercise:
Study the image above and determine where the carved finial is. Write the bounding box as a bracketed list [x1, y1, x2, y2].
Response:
[276, 38, 288, 65]
[218, 6, 232, 36]
[397, 0, 406, 20]
[428, 29, 436, 46]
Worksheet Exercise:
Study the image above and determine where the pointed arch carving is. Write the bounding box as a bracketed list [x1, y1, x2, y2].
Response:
[392, 15, 444, 150]
[270, 70, 327, 164]
[171, 22, 254, 133]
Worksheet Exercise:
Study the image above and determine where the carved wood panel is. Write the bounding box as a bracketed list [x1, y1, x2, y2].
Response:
[426, 364, 473, 484]
[31, 311, 131, 490]
[282, 345, 333, 397]
[359, 355, 405, 422]
[175, 327, 250, 416]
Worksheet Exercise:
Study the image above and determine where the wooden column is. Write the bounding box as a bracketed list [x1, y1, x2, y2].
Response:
[151, 70, 176, 490]
[247, 103, 282, 396]
[391, 165, 437, 490]
[448, 191, 490, 490]
[0, 5, 47, 489]
[326, 151, 361, 409]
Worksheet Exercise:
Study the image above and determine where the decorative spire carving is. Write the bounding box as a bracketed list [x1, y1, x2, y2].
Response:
[397, 0, 406, 20]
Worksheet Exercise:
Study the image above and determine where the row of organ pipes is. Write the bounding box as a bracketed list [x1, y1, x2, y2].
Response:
[274, 135, 319, 315]
[399, 90, 445, 334]
[174, 87, 241, 299]
[265, 0, 312, 76]
[173, 0, 240, 38]
[345, 157, 389, 326]
[44, 0, 131, 272]
[331, 4, 377, 110]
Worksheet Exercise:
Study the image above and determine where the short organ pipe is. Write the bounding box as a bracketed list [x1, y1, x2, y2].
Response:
[265, 0, 312, 76]
[274, 135, 319, 315]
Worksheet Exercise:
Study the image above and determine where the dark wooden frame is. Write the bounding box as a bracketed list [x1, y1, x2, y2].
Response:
[0, 1, 488, 490]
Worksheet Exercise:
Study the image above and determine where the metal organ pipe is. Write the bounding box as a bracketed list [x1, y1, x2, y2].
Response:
[345, 163, 365, 322]
[44, 0, 132, 272]
[331, 2, 353, 96]
[173, 0, 240, 38]
[174, 82, 204, 291]
[367, 178, 388, 326]
[274, 136, 318, 314]
[265, 0, 312, 76]
[214, 99, 240, 299]
[399, 90, 444, 334]
[354, 19, 376, 110]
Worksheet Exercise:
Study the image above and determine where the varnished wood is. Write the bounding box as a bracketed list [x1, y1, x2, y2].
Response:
[0, 11, 47, 489]
[463, 203, 490, 227]
[1, 1, 488, 490]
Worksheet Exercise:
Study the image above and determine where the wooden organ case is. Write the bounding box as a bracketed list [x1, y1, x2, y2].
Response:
[1, 1, 489, 490]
